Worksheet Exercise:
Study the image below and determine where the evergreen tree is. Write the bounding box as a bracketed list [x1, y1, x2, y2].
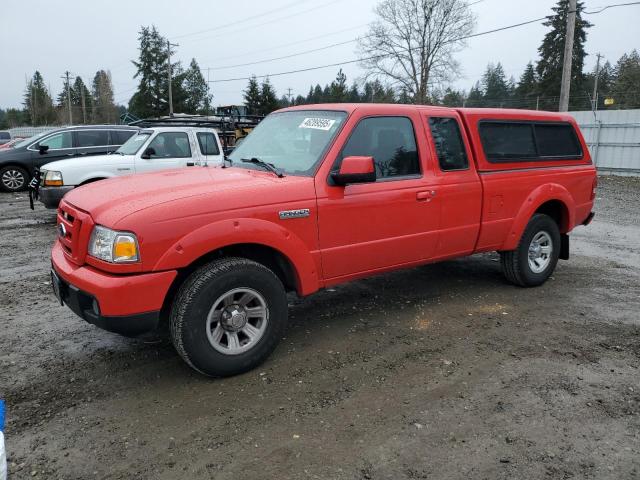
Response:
[329, 69, 348, 102]
[466, 81, 484, 107]
[92, 70, 118, 124]
[279, 95, 290, 108]
[294, 94, 306, 106]
[397, 87, 413, 104]
[73, 76, 92, 124]
[482, 63, 509, 106]
[129, 26, 178, 118]
[348, 82, 361, 102]
[181, 58, 211, 114]
[57, 74, 75, 123]
[311, 84, 323, 103]
[441, 88, 465, 107]
[515, 62, 539, 109]
[23, 71, 55, 125]
[5, 108, 26, 128]
[259, 77, 279, 114]
[536, 0, 592, 110]
[611, 50, 640, 109]
[243, 75, 261, 114]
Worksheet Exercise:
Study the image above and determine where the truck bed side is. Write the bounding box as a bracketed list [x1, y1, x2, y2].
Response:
[456, 108, 597, 253]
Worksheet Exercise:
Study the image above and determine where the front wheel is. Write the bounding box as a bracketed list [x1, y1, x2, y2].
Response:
[170, 257, 288, 377]
[500, 213, 561, 287]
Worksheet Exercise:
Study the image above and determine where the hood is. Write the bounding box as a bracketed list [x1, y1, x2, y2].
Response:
[63, 166, 312, 227]
[41, 153, 134, 172]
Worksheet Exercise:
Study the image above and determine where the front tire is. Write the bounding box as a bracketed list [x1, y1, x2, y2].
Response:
[170, 257, 288, 377]
[0, 165, 29, 192]
[500, 213, 561, 287]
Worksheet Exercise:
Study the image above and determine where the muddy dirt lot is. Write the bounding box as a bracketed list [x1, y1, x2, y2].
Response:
[1, 176, 639, 480]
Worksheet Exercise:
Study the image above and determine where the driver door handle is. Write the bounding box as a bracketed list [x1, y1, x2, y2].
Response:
[416, 190, 436, 201]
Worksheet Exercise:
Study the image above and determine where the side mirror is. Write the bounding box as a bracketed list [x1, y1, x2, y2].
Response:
[141, 147, 155, 159]
[331, 156, 376, 186]
[38, 145, 49, 155]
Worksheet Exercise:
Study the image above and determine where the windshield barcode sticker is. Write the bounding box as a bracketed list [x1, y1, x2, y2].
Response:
[299, 118, 336, 131]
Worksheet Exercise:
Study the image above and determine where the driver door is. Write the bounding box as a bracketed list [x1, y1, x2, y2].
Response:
[30, 130, 76, 170]
[315, 113, 440, 280]
[135, 131, 194, 174]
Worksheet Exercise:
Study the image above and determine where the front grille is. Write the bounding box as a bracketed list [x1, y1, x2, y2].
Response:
[57, 201, 93, 265]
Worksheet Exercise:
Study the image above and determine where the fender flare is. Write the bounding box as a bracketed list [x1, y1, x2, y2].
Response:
[152, 217, 321, 295]
[501, 183, 575, 251]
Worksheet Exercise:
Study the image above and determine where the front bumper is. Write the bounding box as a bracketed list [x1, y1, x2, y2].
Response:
[51, 241, 177, 336]
[39, 186, 74, 209]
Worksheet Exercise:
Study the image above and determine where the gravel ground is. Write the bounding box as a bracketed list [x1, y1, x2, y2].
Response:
[1, 175, 639, 480]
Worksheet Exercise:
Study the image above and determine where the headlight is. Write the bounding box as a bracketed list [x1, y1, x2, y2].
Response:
[44, 170, 63, 186]
[88, 225, 140, 263]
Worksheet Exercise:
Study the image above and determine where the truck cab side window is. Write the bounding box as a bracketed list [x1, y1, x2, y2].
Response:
[428, 117, 469, 171]
[197, 132, 220, 155]
[147, 132, 191, 158]
[338, 116, 420, 179]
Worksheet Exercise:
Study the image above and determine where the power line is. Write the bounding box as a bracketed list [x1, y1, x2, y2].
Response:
[208, 39, 358, 71]
[200, 24, 369, 65]
[169, 0, 314, 40]
[209, 16, 549, 83]
[208, 0, 640, 84]
[174, 0, 342, 44]
[583, 1, 640, 14]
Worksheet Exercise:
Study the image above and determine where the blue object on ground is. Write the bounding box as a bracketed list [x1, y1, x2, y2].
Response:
[0, 400, 5, 432]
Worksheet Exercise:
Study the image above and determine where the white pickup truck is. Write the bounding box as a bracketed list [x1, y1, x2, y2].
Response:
[34, 126, 224, 208]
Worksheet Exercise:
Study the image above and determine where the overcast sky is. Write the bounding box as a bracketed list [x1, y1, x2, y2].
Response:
[1, 0, 638, 109]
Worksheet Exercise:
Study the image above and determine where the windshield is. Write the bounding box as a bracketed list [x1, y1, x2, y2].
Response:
[14, 132, 48, 149]
[228, 110, 347, 176]
[116, 132, 151, 155]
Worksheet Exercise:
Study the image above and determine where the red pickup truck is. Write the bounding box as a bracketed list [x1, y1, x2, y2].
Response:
[50, 104, 596, 376]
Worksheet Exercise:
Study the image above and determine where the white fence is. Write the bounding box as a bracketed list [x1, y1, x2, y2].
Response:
[570, 109, 640, 176]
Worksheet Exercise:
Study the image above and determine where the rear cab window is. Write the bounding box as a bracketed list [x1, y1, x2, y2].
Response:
[196, 132, 220, 156]
[427, 117, 469, 171]
[479, 121, 582, 162]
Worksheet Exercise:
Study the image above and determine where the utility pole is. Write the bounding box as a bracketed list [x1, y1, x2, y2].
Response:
[591, 52, 602, 112]
[167, 40, 179, 117]
[286, 88, 293, 105]
[62, 71, 73, 124]
[559, 0, 577, 112]
[81, 88, 87, 124]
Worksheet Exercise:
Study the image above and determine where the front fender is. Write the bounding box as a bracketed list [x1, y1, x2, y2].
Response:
[152, 217, 321, 295]
[501, 183, 575, 251]
[76, 170, 118, 185]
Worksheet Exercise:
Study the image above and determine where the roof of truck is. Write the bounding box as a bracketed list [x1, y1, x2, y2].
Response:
[279, 103, 577, 122]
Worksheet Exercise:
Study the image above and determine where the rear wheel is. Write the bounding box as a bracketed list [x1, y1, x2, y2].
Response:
[0, 166, 29, 192]
[170, 257, 288, 377]
[500, 213, 561, 287]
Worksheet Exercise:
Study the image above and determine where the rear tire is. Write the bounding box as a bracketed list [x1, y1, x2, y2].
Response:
[0, 165, 29, 192]
[170, 257, 288, 377]
[500, 213, 561, 287]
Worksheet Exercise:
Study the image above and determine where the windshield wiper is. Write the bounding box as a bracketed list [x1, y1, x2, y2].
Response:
[241, 157, 285, 178]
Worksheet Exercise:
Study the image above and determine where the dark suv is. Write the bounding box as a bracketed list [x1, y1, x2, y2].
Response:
[0, 125, 138, 192]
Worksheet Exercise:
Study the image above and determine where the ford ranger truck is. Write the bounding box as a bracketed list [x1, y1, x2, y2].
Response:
[50, 104, 597, 377]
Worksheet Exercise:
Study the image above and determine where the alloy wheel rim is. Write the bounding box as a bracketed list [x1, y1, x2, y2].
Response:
[528, 230, 553, 274]
[2, 169, 25, 190]
[206, 287, 269, 355]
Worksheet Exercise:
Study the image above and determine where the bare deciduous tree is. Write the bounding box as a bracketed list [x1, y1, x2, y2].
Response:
[358, 0, 475, 104]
